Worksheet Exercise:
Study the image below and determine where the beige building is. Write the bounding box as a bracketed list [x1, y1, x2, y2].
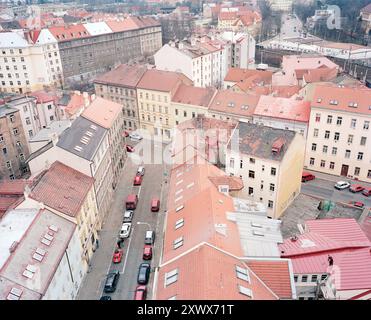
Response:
[18, 161, 99, 267]
[137, 69, 192, 141]
[304, 85, 371, 182]
[226, 122, 305, 219]
[94, 64, 147, 131]
[82, 97, 125, 189]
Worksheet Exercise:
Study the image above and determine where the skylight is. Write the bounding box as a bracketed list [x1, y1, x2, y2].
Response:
[173, 237, 184, 249]
[175, 218, 184, 230]
[236, 265, 250, 282]
[238, 285, 253, 298]
[165, 269, 179, 286]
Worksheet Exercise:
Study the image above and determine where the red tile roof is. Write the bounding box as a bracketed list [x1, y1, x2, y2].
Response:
[94, 64, 147, 88]
[312, 84, 371, 115]
[48, 24, 89, 41]
[0, 179, 31, 196]
[254, 95, 311, 123]
[271, 85, 301, 98]
[137, 69, 192, 93]
[172, 84, 216, 107]
[0, 197, 18, 218]
[224, 68, 272, 83]
[30, 90, 59, 104]
[29, 161, 94, 217]
[301, 66, 338, 83]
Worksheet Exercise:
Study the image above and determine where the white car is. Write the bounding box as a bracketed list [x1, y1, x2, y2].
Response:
[129, 132, 143, 141]
[123, 210, 134, 223]
[137, 166, 145, 176]
[334, 181, 351, 190]
[119, 223, 132, 238]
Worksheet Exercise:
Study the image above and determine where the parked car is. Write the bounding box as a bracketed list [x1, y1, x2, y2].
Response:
[134, 285, 147, 300]
[348, 201, 365, 209]
[112, 249, 123, 263]
[151, 198, 160, 212]
[137, 263, 151, 285]
[133, 175, 143, 186]
[143, 245, 153, 260]
[100, 296, 112, 300]
[126, 145, 134, 152]
[125, 194, 138, 210]
[137, 166, 145, 176]
[129, 132, 143, 141]
[349, 184, 365, 193]
[301, 172, 315, 182]
[104, 271, 120, 293]
[362, 187, 371, 197]
[123, 131, 129, 137]
[334, 181, 351, 190]
[119, 223, 132, 239]
[144, 230, 155, 245]
[123, 210, 134, 223]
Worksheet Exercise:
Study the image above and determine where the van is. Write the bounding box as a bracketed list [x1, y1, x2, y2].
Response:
[302, 172, 315, 182]
[151, 198, 160, 212]
[125, 194, 138, 210]
[144, 230, 155, 245]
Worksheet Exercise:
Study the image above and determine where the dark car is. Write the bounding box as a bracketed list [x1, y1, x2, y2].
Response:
[104, 270, 120, 293]
[100, 296, 112, 300]
[137, 263, 151, 285]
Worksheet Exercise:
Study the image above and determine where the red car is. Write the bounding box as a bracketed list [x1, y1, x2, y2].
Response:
[126, 145, 134, 152]
[362, 187, 371, 197]
[151, 198, 160, 212]
[143, 245, 153, 260]
[133, 175, 143, 186]
[348, 201, 365, 208]
[134, 285, 147, 300]
[349, 184, 365, 193]
[112, 249, 123, 263]
[123, 131, 129, 137]
[302, 172, 315, 182]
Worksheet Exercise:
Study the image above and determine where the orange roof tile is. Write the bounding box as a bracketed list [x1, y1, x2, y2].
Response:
[29, 161, 94, 217]
[81, 96, 122, 129]
[224, 68, 272, 83]
[172, 84, 216, 107]
[48, 24, 89, 41]
[0, 179, 31, 196]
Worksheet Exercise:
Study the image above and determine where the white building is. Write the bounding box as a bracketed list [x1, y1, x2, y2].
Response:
[0, 30, 64, 94]
[0, 208, 85, 300]
[268, 0, 294, 12]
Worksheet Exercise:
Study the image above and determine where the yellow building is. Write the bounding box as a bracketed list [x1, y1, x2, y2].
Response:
[226, 122, 305, 219]
[137, 69, 192, 141]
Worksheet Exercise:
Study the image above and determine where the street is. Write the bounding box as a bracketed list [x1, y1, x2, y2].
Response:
[280, 13, 303, 39]
[77, 138, 170, 300]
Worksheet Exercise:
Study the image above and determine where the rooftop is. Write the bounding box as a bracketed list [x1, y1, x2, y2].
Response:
[0, 179, 32, 196]
[0, 105, 18, 118]
[172, 84, 216, 107]
[57, 116, 107, 161]
[81, 97, 122, 129]
[94, 64, 147, 88]
[229, 122, 296, 161]
[29, 120, 71, 143]
[254, 95, 311, 123]
[29, 161, 94, 218]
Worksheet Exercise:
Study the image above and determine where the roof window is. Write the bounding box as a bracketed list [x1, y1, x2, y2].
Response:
[165, 269, 179, 286]
[236, 265, 250, 282]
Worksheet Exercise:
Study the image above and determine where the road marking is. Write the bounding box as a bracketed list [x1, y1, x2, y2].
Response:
[121, 225, 135, 274]
[137, 186, 142, 199]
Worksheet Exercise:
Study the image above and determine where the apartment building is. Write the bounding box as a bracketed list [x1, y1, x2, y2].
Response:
[268, 0, 294, 12]
[137, 69, 192, 141]
[253, 95, 311, 137]
[82, 97, 125, 189]
[27, 116, 113, 222]
[217, 9, 262, 36]
[304, 85, 371, 182]
[0, 207, 86, 300]
[18, 161, 99, 267]
[226, 122, 305, 219]
[0, 104, 30, 180]
[171, 84, 216, 126]
[0, 30, 64, 94]
[94, 64, 147, 131]
[280, 218, 371, 300]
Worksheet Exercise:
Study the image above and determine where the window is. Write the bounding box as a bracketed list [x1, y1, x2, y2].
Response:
[173, 237, 184, 249]
[364, 121, 369, 130]
[294, 275, 298, 282]
[248, 170, 255, 178]
[13, 128, 18, 135]
[368, 170, 371, 178]
[320, 160, 325, 167]
[324, 131, 330, 139]
[347, 135, 353, 144]
[311, 143, 317, 151]
[329, 162, 335, 170]
[19, 153, 25, 161]
[270, 183, 275, 192]
[229, 158, 235, 168]
[350, 119, 356, 128]
[357, 152, 363, 160]
[332, 147, 337, 155]
[165, 269, 178, 286]
[302, 275, 308, 282]
[250, 158, 255, 164]
[271, 167, 276, 176]
[327, 115, 332, 124]
[311, 275, 318, 283]
[268, 200, 274, 208]
[240, 160, 243, 169]
[360, 137, 367, 146]
[313, 129, 319, 137]
[345, 150, 351, 158]
[235, 266, 250, 282]
[248, 187, 254, 195]
[334, 132, 340, 141]
[315, 113, 321, 122]
[2, 147, 7, 155]
[9, 115, 15, 123]
[336, 117, 342, 125]
[310, 158, 315, 165]
[322, 145, 328, 153]
[0, 134, 3, 142]
[175, 218, 184, 229]
[354, 167, 360, 176]
[175, 109, 178, 116]
[321, 275, 327, 281]
[238, 285, 252, 298]
[28, 130, 33, 137]
[6, 161, 11, 168]
[183, 111, 187, 117]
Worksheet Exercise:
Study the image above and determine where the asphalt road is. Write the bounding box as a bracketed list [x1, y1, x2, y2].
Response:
[301, 178, 371, 208]
[77, 138, 170, 300]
